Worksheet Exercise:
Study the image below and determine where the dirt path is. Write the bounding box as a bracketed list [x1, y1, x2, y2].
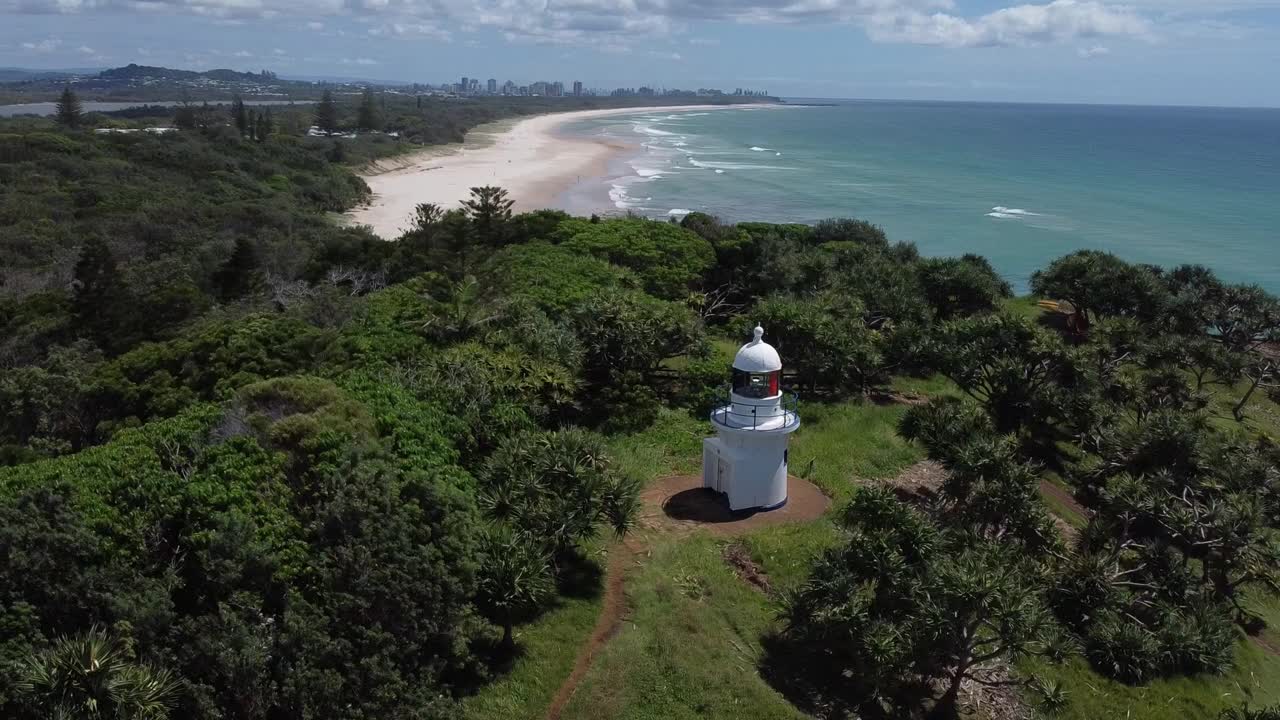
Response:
[1038, 478, 1087, 519]
[542, 475, 830, 719]
[543, 540, 639, 720]
[1252, 628, 1280, 657]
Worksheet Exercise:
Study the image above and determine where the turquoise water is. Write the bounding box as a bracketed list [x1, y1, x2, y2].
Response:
[563, 101, 1280, 294]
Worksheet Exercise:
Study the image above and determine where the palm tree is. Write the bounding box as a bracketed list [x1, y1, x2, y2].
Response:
[413, 276, 501, 344]
[16, 625, 181, 720]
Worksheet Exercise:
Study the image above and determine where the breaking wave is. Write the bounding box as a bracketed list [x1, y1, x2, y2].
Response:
[688, 158, 790, 171]
[633, 123, 676, 137]
[987, 206, 1042, 219]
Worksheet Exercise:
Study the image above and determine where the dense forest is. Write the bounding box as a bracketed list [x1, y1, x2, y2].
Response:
[1, 94, 1278, 720]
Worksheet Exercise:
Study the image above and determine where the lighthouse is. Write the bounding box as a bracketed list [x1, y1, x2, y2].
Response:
[703, 325, 800, 511]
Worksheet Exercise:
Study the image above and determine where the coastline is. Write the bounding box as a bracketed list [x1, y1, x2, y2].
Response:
[345, 104, 764, 240]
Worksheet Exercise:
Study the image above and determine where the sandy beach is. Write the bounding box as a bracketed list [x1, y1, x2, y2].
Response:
[345, 104, 754, 239]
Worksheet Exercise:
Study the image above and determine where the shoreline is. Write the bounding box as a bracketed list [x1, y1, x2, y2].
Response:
[345, 104, 765, 239]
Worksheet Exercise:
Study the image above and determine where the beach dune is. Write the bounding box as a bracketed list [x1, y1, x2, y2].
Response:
[345, 104, 750, 240]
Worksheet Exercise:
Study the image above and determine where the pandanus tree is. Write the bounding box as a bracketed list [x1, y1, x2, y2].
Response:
[1030, 249, 1170, 327]
[899, 398, 1061, 555]
[924, 313, 1074, 435]
[1075, 411, 1280, 625]
[475, 524, 555, 649]
[477, 429, 640, 560]
[474, 429, 639, 650]
[780, 487, 1064, 719]
[1194, 282, 1280, 419]
[16, 626, 180, 720]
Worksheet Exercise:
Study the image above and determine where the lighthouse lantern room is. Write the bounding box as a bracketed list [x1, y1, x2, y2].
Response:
[703, 325, 800, 511]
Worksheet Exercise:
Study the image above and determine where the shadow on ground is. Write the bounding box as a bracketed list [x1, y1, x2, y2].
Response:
[663, 487, 766, 524]
[759, 631, 941, 720]
[555, 548, 605, 600]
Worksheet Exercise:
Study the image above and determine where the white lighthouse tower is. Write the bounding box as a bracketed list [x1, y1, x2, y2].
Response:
[702, 325, 800, 511]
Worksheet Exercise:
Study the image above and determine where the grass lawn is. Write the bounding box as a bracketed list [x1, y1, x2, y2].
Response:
[460, 588, 605, 720]
[558, 533, 809, 720]
[789, 393, 925, 504]
[1206, 377, 1280, 439]
[1002, 294, 1049, 321]
[1020, 637, 1280, 720]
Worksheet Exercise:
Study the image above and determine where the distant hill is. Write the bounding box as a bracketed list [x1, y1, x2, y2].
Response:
[99, 63, 278, 82]
[282, 73, 413, 86]
[0, 67, 101, 82]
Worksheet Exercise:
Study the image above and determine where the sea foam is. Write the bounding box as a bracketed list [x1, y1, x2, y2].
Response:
[633, 123, 676, 137]
[689, 158, 790, 171]
[989, 206, 1041, 217]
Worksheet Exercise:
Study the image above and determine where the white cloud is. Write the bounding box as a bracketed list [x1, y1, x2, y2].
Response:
[866, 1, 1149, 48]
[77, 44, 95, 54]
[21, 37, 61, 52]
[1078, 44, 1110, 57]
[273, 47, 287, 54]
[233, 49, 253, 57]
[0, 0, 1171, 54]
[1119, 0, 1280, 10]
[341, 57, 378, 65]
[367, 21, 451, 40]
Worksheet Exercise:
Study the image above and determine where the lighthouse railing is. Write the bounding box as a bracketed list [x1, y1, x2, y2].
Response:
[709, 387, 799, 431]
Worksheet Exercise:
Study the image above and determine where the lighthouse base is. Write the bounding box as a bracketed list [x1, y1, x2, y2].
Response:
[701, 435, 789, 511]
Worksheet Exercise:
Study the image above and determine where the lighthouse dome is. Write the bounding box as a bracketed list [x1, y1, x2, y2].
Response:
[733, 325, 782, 373]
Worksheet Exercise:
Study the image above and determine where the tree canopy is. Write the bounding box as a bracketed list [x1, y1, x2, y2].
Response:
[4, 103, 1279, 720]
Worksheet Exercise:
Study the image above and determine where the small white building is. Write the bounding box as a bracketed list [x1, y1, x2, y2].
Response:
[703, 325, 800, 511]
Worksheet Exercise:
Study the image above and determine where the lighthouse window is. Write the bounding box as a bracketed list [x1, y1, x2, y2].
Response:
[733, 369, 778, 399]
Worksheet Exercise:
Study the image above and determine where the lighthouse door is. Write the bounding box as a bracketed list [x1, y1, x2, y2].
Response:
[716, 457, 730, 493]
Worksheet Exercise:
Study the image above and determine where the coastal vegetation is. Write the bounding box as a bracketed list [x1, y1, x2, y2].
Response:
[1, 107, 1278, 720]
[10, 82, 769, 170]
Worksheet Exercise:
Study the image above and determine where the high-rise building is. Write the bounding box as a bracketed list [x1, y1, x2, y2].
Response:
[573, 80, 583, 96]
[487, 78, 497, 94]
[551, 81, 564, 96]
[460, 77, 468, 94]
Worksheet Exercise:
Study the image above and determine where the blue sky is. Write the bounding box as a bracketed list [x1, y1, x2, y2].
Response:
[2, 0, 1279, 106]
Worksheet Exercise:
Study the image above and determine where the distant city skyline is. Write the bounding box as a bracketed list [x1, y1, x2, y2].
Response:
[421, 73, 765, 98]
[3, 1, 1280, 107]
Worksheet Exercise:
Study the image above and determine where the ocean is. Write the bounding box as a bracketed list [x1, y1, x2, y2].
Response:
[560, 100, 1280, 295]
